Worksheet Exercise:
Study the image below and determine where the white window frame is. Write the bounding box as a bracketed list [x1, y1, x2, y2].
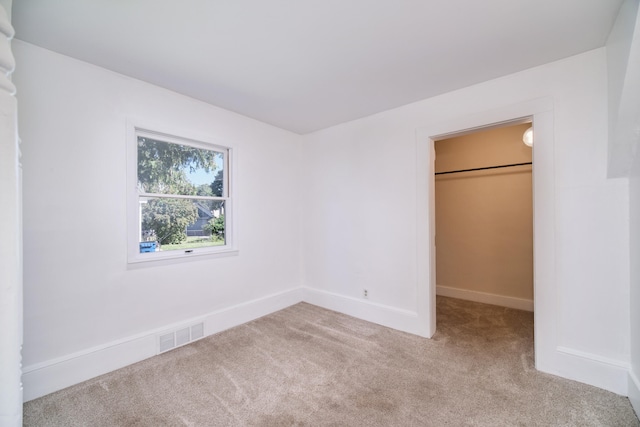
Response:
[127, 122, 237, 264]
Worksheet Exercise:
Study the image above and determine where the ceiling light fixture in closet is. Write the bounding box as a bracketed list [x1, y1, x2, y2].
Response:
[522, 126, 533, 147]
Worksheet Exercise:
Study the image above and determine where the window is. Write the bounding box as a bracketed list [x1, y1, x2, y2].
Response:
[128, 126, 235, 262]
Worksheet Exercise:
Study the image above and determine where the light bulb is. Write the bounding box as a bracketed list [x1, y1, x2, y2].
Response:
[523, 126, 533, 147]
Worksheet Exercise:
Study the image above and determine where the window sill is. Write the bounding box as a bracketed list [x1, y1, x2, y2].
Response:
[127, 247, 239, 268]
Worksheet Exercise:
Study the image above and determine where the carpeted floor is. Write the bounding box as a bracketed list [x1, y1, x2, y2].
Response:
[24, 297, 640, 426]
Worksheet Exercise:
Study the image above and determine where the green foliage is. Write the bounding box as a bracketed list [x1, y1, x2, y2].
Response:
[137, 136, 222, 245]
[204, 215, 225, 240]
[160, 237, 226, 251]
[196, 184, 213, 197]
[137, 137, 217, 194]
[210, 170, 224, 197]
[141, 198, 198, 245]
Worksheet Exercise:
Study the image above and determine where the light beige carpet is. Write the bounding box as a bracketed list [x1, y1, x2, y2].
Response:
[24, 297, 639, 426]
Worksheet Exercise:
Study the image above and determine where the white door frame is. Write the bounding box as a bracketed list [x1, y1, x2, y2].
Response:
[415, 98, 556, 372]
[0, 2, 22, 425]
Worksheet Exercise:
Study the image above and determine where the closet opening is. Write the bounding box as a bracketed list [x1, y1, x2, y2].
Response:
[432, 120, 534, 351]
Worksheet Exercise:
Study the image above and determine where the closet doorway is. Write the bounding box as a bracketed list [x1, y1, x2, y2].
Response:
[434, 122, 534, 314]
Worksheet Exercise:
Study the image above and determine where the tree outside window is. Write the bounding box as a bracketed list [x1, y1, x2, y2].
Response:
[136, 134, 228, 253]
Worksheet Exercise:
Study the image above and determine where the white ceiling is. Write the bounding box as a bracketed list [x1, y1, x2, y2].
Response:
[12, 0, 624, 134]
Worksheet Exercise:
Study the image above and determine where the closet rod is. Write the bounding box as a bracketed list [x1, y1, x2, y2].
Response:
[435, 161, 532, 176]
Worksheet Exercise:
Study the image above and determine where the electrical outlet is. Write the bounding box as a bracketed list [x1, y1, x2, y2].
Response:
[363, 289, 369, 299]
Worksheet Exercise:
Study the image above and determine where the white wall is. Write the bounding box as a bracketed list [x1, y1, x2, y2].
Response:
[606, 0, 640, 412]
[301, 48, 631, 394]
[14, 37, 636, 402]
[607, 0, 640, 178]
[14, 41, 303, 400]
[629, 111, 639, 427]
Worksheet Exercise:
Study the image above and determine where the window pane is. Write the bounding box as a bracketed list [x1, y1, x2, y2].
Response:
[137, 136, 225, 197]
[139, 197, 225, 253]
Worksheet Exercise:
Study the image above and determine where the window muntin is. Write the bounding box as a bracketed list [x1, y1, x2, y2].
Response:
[129, 128, 233, 262]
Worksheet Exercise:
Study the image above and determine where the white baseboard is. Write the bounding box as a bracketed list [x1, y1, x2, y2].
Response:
[554, 346, 631, 395]
[302, 287, 424, 336]
[22, 287, 303, 402]
[629, 369, 640, 416]
[22, 285, 634, 405]
[436, 285, 533, 312]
